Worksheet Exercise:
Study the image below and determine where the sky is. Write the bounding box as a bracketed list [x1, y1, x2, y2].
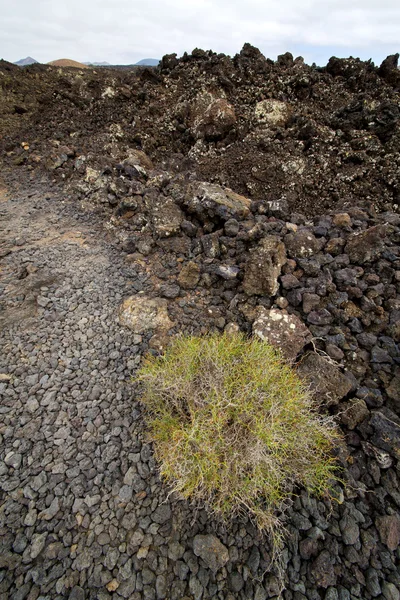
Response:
[0, 0, 399, 67]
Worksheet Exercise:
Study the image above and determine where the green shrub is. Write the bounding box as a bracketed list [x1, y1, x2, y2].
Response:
[138, 332, 341, 535]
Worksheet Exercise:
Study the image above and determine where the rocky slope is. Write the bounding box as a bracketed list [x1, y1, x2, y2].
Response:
[0, 46, 399, 600]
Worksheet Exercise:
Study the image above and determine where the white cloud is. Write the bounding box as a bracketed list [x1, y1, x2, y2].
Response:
[0, 0, 399, 65]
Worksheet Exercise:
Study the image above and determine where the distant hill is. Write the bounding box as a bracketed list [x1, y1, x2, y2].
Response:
[135, 58, 159, 66]
[15, 57, 39, 66]
[83, 61, 111, 66]
[48, 59, 88, 69]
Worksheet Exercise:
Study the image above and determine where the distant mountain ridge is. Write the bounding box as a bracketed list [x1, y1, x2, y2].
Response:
[134, 58, 159, 66]
[15, 57, 38, 66]
[83, 61, 111, 66]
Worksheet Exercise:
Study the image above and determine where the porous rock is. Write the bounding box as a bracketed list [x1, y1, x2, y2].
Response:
[254, 99, 292, 126]
[191, 91, 236, 140]
[284, 229, 322, 258]
[243, 236, 286, 296]
[345, 225, 387, 264]
[151, 197, 184, 238]
[185, 181, 251, 223]
[297, 352, 353, 405]
[369, 412, 400, 456]
[119, 295, 174, 335]
[375, 515, 400, 551]
[252, 306, 312, 361]
[178, 261, 201, 289]
[340, 399, 370, 430]
[193, 534, 229, 572]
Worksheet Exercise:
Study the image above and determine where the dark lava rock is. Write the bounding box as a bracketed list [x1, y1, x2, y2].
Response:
[345, 225, 387, 264]
[253, 306, 312, 361]
[297, 352, 353, 405]
[375, 515, 400, 551]
[185, 181, 251, 223]
[340, 399, 369, 430]
[243, 236, 286, 296]
[178, 261, 201, 289]
[284, 229, 322, 258]
[309, 550, 336, 588]
[369, 412, 400, 456]
[193, 535, 229, 572]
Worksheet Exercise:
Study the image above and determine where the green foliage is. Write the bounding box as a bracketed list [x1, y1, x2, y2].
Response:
[138, 332, 341, 534]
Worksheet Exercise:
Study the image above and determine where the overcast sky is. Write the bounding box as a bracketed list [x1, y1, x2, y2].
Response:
[1, 0, 399, 66]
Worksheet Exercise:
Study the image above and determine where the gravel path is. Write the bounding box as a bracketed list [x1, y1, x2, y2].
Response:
[0, 182, 274, 600]
[1, 181, 399, 600]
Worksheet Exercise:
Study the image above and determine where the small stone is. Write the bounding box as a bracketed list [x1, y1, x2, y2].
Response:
[30, 532, 47, 559]
[345, 224, 387, 264]
[39, 497, 59, 520]
[302, 293, 320, 314]
[284, 229, 321, 258]
[106, 579, 120, 592]
[5, 452, 22, 469]
[152, 504, 171, 524]
[382, 582, 400, 600]
[307, 309, 332, 326]
[243, 236, 286, 296]
[224, 218, 240, 237]
[178, 261, 201, 289]
[215, 265, 240, 280]
[332, 213, 352, 227]
[69, 587, 85, 600]
[370, 412, 400, 456]
[340, 399, 369, 430]
[229, 571, 244, 592]
[202, 232, 220, 258]
[159, 284, 180, 298]
[119, 295, 174, 335]
[297, 352, 353, 405]
[186, 181, 251, 223]
[156, 574, 168, 599]
[151, 197, 183, 238]
[375, 515, 400, 551]
[118, 485, 133, 502]
[193, 534, 229, 571]
[310, 550, 336, 588]
[340, 513, 360, 545]
[281, 274, 301, 289]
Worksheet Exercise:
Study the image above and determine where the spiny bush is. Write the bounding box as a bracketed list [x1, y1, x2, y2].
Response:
[138, 331, 341, 535]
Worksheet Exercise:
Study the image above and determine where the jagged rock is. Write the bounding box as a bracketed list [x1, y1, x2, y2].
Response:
[191, 91, 236, 140]
[185, 182, 251, 223]
[284, 229, 322, 258]
[309, 549, 336, 588]
[119, 296, 174, 335]
[375, 514, 400, 551]
[178, 261, 201, 289]
[243, 236, 286, 296]
[297, 352, 353, 405]
[345, 225, 387, 264]
[254, 99, 292, 126]
[253, 307, 312, 361]
[124, 149, 154, 171]
[151, 197, 183, 238]
[340, 399, 370, 430]
[193, 534, 229, 571]
[369, 412, 400, 456]
[361, 442, 392, 469]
